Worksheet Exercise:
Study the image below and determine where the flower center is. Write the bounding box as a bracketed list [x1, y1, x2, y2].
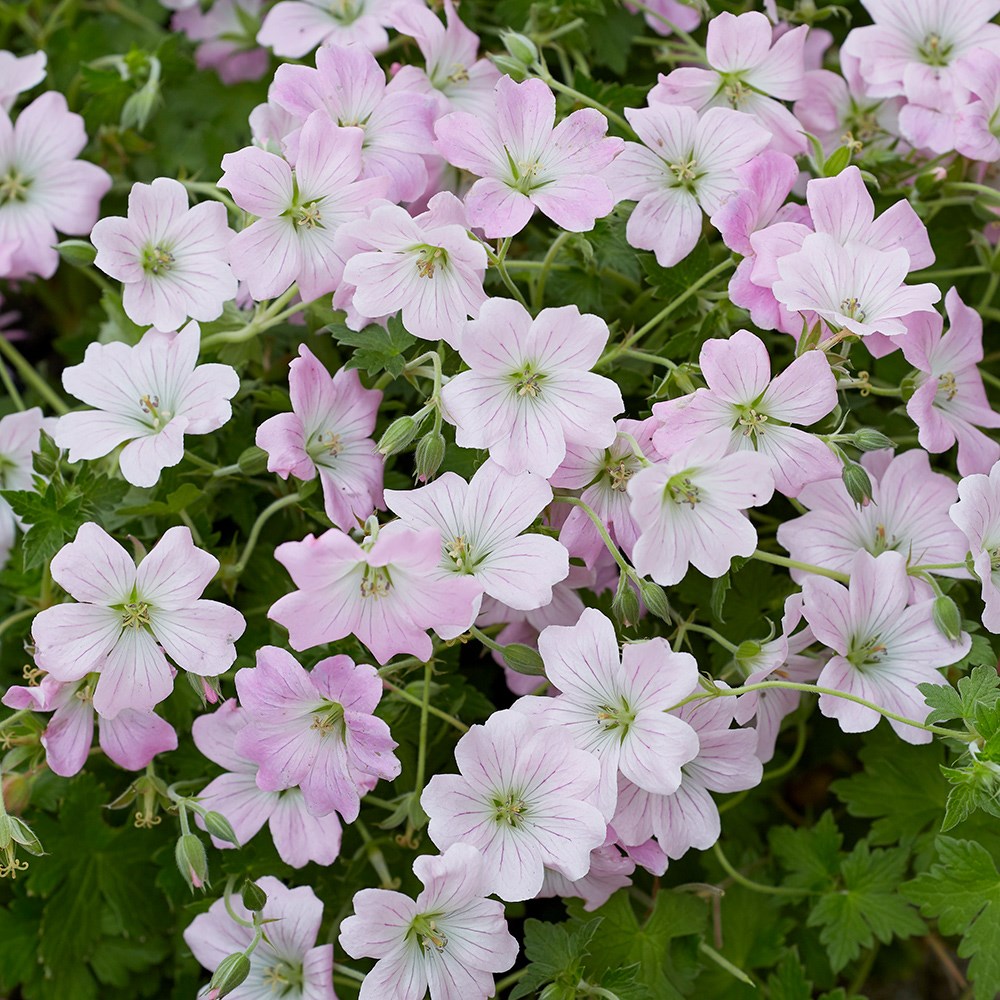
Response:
[308, 430, 342, 459]
[511, 364, 544, 399]
[668, 155, 699, 185]
[121, 601, 151, 630]
[445, 534, 476, 573]
[847, 634, 888, 669]
[840, 297, 867, 323]
[607, 460, 635, 493]
[139, 394, 173, 429]
[918, 32, 952, 66]
[291, 201, 323, 228]
[359, 565, 391, 599]
[492, 789, 528, 827]
[410, 913, 449, 953]
[310, 700, 346, 737]
[737, 407, 769, 438]
[141, 244, 174, 275]
[721, 74, 751, 108]
[596, 696, 636, 740]
[938, 371, 958, 402]
[262, 959, 304, 990]
[870, 523, 898, 556]
[666, 473, 702, 508]
[413, 244, 448, 279]
[0, 169, 30, 205]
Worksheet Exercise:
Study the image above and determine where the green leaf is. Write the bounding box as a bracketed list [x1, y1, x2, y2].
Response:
[830, 729, 947, 844]
[510, 918, 602, 999]
[639, 239, 712, 303]
[767, 949, 813, 1000]
[117, 483, 203, 517]
[904, 836, 1000, 999]
[940, 763, 1000, 831]
[329, 316, 416, 376]
[921, 663, 1000, 725]
[770, 810, 843, 891]
[807, 842, 924, 972]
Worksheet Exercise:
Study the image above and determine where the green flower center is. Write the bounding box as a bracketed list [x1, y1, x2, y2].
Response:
[262, 959, 304, 992]
[666, 472, 702, 508]
[597, 696, 636, 740]
[141, 243, 174, 275]
[310, 700, 346, 738]
[0, 169, 29, 205]
[918, 32, 952, 67]
[359, 565, 392, 599]
[492, 789, 528, 827]
[847, 634, 888, 669]
[413, 243, 449, 279]
[120, 601, 151, 630]
[409, 912, 448, 953]
[840, 297, 867, 323]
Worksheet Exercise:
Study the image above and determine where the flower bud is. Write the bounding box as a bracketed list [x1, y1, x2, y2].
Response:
[638, 580, 670, 621]
[932, 594, 964, 643]
[851, 428, 896, 452]
[241, 878, 268, 912]
[175, 833, 209, 891]
[237, 445, 269, 475]
[377, 416, 419, 456]
[188, 671, 222, 706]
[490, 54, 530, 81]
[1, 773, 32, 816]
[612, 575, 641, 628]
[734, 639, 762, 666]
[203, 811, 240, 846]
[8, 817, 43, 857]
[502, 643, 546, 676]
[501, 31, 539, 66]
[841, 462, 873, 509]
[414, 430, 446, 482]
[208, 952, 252, 999]
[55, 240, 97, 266]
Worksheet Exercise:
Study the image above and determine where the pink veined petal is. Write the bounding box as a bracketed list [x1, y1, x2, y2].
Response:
[32, 603, 124, 681]
[49, 522, 135, 604]
[151, 601, 245, 676]
[41, 697, 94, 777]
[625, 186, 703, 268]
[117, 418, 188, 488]
[99, 709, 177, 772]
[269, 789, 343, 868]
[462, 176, 536, 238]
[92, 627, 174, 719]
[135, 525, 218, 608]
[699, 329, 772, 404]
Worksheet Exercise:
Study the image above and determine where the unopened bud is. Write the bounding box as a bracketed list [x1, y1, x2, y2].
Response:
[842, 462, 873, 509]
[8, 817, 43, 857]
[55, 240, 97, 266]
[502, 643, 546, 676]
[237, 445, 269, 475]
[932, 594, 964, 642]
[852, 428, 896, 452]
[490, 54, 529, 81]
[638, 580, 670, 621]
[501, 31, 539, 66]
[203, 811, 240, 847]
[734, 639, 762, 666]
[175, 833, 209, 891]
[377, 416, 419, 456]
[612, 575, 641, 628]
[208, 952, 252, 998]
[241, 878, 268, 912]
[188, 672, 222, 706]
[414, 430, 446, 482]
[2, 773, 31, 816]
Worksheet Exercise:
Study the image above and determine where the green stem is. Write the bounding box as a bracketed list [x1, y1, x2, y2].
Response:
[910, 264, 990, 280]
[332, 964, 366, 984]
[200, 286, 304, 349]
[909, 561, 968, 572]
[0, 709, 30, 732]
[184, 450, 218, 473]
[484, 237, 529, 308]
[495, 967, 529, 993]
[0, 607, 36, 641]
[760, 715, 808, 782]
[680, 621, 738, 653]
[412, 659, 433, 800]
[541, 76, 634, 134]
[532, 230, 572, 311]
[712, 842, 807, 897]
[698, 941, 756, 986]
[749, 549, 850, 582]
[0, 337, 68, 414]
[381, 679, 469, 733]
[599, 258, 735, 365]
[0, 352, 25, 411]
[231, 491, 302, 575]
[552, 495, 635, 580]
[180, 179, 240, 216]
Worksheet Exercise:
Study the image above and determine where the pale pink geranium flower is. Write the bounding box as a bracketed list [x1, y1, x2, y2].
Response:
[841, 0, 1000, 104]
[901, 288, 1000, 475]
[440, 298, 623, 478]
[0, 407, 56, 565]
[390, 0, 501, 117]
[0, 50, 46, 110]
[435, 76, 624, 238]
[172, 0, 269, 85]
[772, 232, 940, 339]
[613, 691, 762, 860]
[951, 461, 1000, 633]
[0, 91, 110, 280]
[732, 593, 824, 762]
[537, 839, 636, 911]
[220, 111, 387, 303]
[777, 449, 970, 584]
[802, 550, 971, 744]
[255, 345, 383, 531]
[422, 708, 606, 901]
[270, 43, 435, 204]
[651, 329, 840, 497]
[340, 843, 519, 1000]
[234, 646, 399, 821]
[192, 700, 343, 868]
[338, 196, 487, 347]
[184, 876, 334, 1000]
[31, 524, 245, 719]
[550, 417, 660, 567]
[650, 11, 809, 154]
[515, 609, 701, 818]
[953, 49, 1000, 160]
[257, 0, 417, 57]
[607, 103, 770, 267]
[624, 0, 701, 37]
[91, 177, 235, 330]
[628, 432, 775, 586]
[3, 675, 176, 778]
[269, 522, 480, 663]
[55, 322, 239, 488]
[385, 458, 568, 624]
[750, 166, 935, 293]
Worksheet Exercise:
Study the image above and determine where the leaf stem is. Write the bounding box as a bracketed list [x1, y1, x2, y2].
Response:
[0, 337, 68, 414]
